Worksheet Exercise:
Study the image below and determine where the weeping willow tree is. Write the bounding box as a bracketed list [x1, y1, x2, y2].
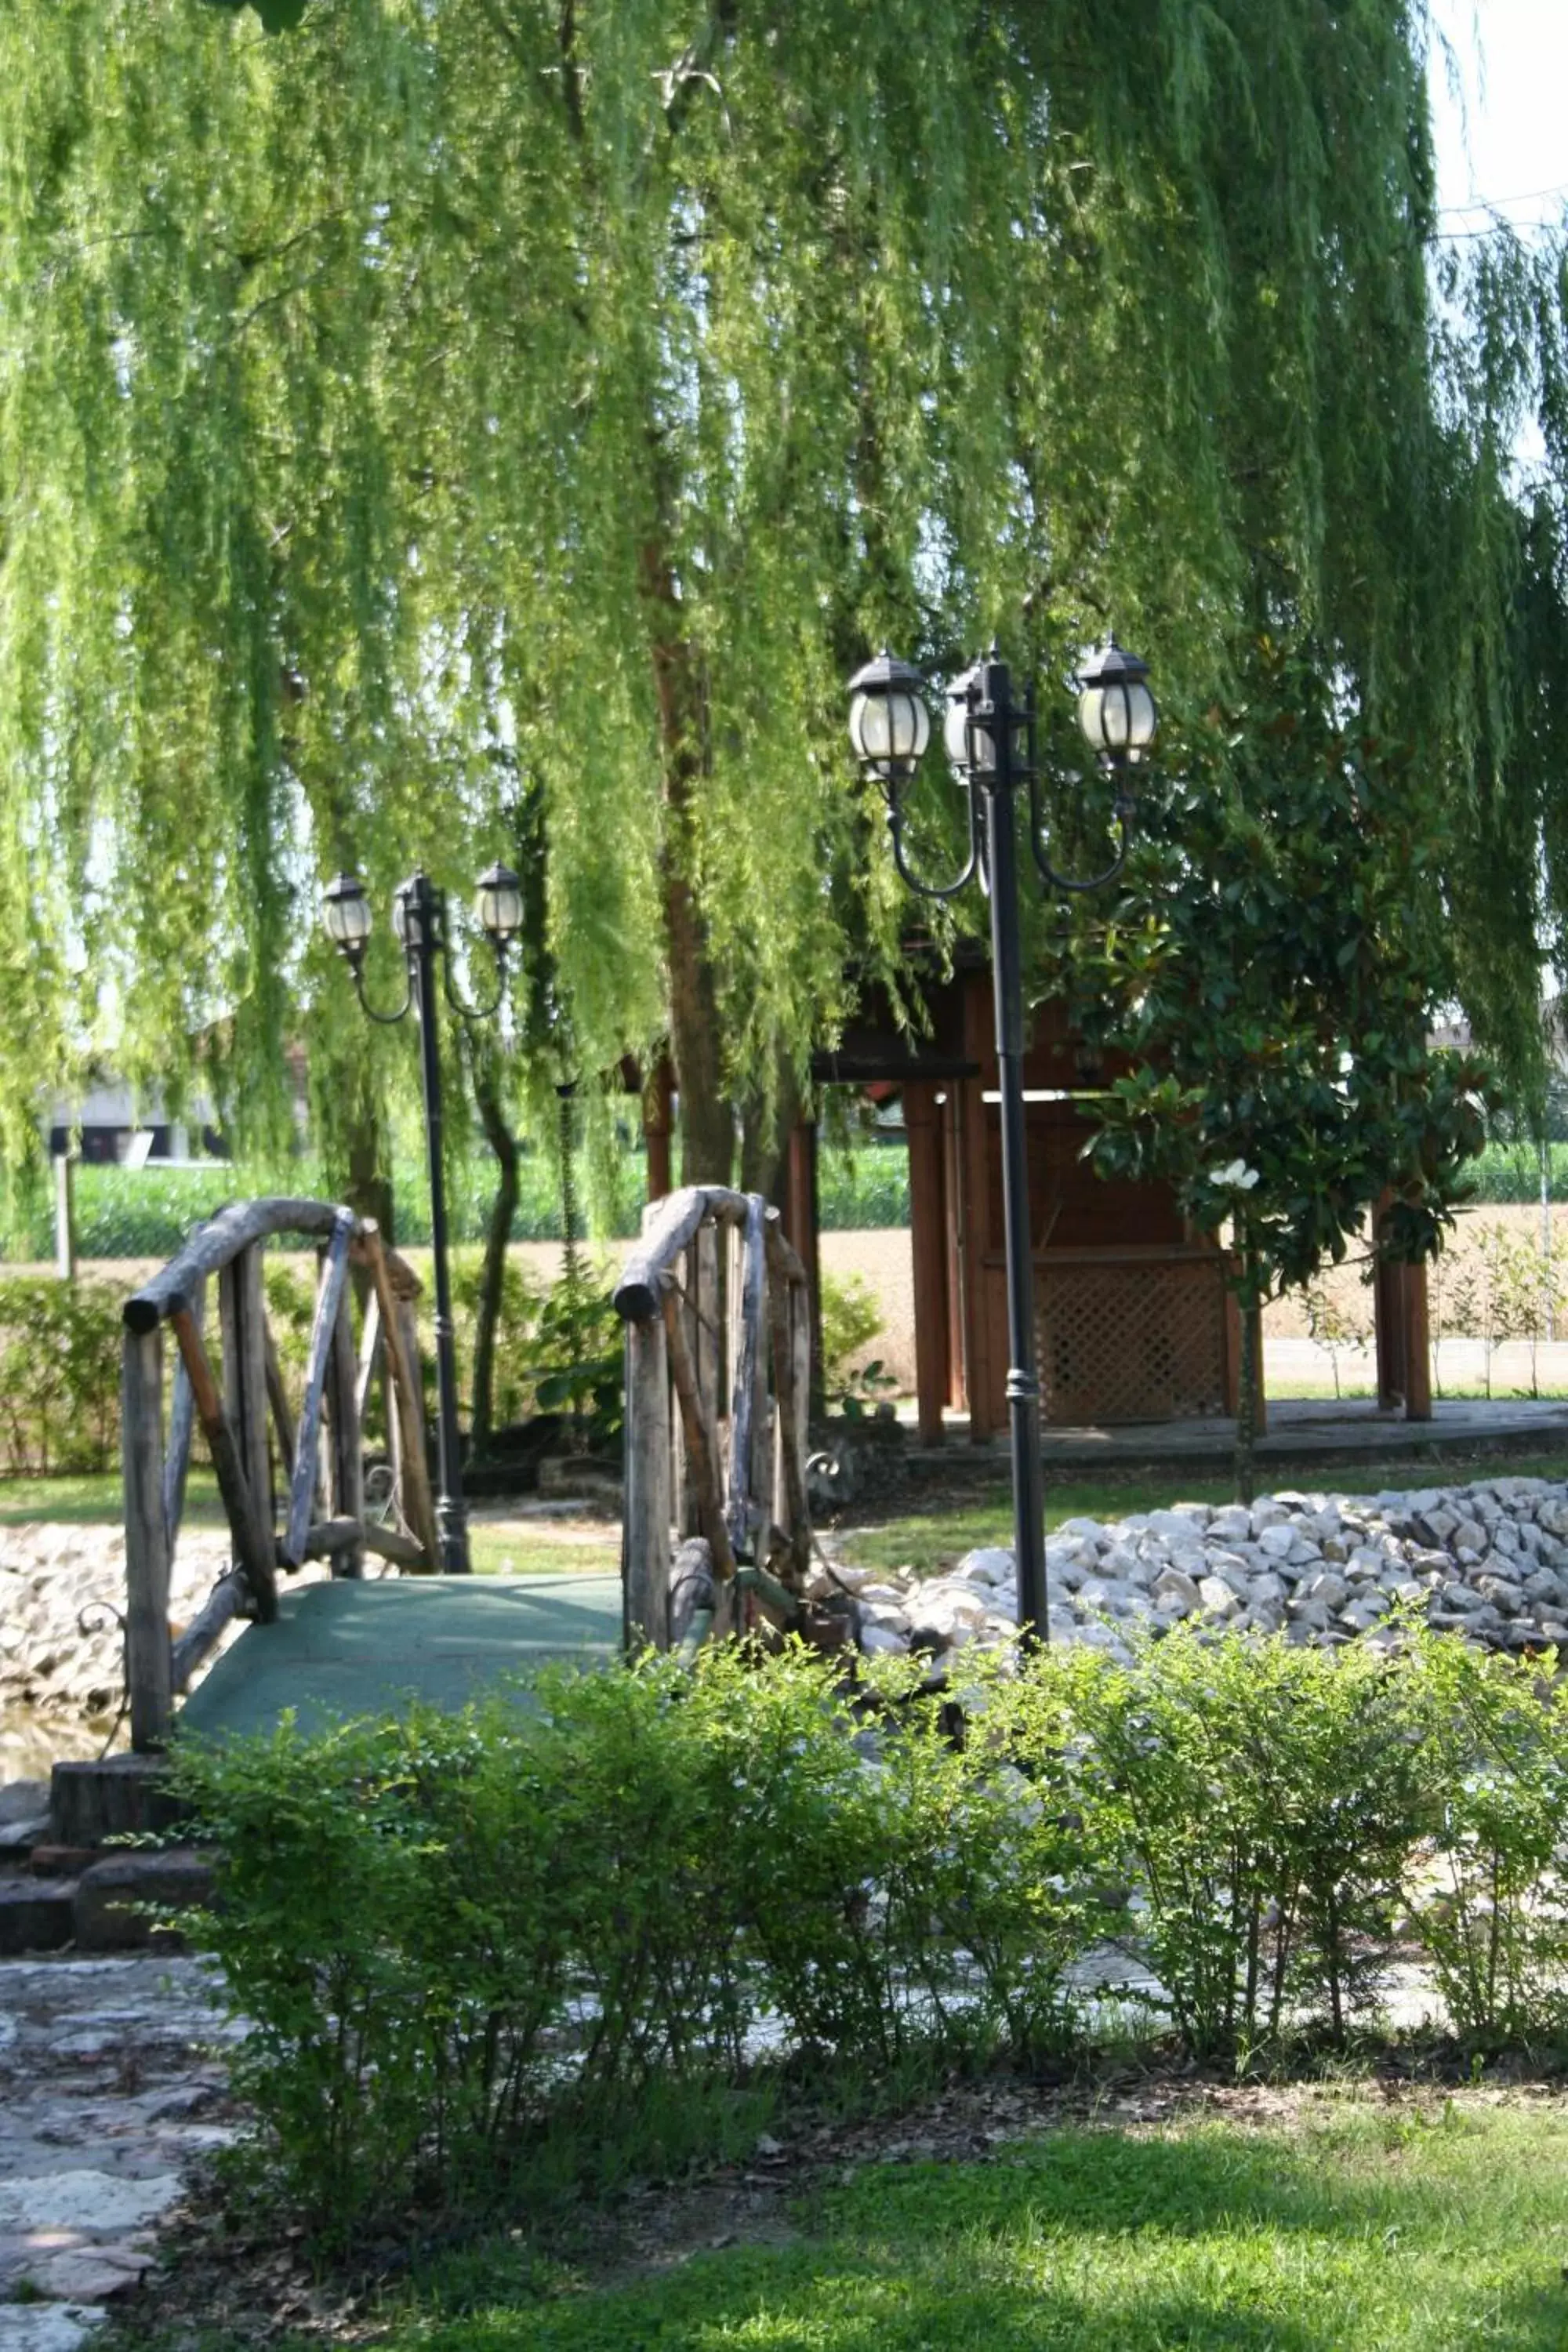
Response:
[2, 0, 1566, 1193]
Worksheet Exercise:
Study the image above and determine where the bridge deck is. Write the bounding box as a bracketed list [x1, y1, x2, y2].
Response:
[178, 1573, 624, 1744]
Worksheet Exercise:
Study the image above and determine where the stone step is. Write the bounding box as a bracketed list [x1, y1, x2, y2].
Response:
[0, 1877, 78, 1957]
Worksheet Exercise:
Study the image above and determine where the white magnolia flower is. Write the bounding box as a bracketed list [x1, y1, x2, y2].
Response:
[1211, 1160, 1261, 1190]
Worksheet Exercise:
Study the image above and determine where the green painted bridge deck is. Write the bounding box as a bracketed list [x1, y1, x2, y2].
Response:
[179, 1573, 625, 1744]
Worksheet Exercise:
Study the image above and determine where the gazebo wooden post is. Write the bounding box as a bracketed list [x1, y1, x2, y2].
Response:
[903, 1080, 949, 1444]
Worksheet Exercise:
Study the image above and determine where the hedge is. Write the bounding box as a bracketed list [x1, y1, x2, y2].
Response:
[169, 1626, 1568, 2240]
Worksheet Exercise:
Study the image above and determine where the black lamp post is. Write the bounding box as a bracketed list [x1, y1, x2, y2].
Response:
[322, 861, 524, 1573]
[848, 641, 1156, 1643]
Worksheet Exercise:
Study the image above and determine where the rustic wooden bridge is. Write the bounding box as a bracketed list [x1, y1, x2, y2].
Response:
[115, 1185, 816, 1753]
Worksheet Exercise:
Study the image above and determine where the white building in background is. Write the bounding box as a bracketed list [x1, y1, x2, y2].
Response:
[45, 1081, 223, 1166]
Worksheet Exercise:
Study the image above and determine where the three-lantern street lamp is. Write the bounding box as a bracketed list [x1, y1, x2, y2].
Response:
[322, 862, 524, 1574]
[848, 641, 1156, 1645]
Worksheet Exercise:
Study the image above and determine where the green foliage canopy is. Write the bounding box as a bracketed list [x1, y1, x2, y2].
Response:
[1, 0, 1564, 1174]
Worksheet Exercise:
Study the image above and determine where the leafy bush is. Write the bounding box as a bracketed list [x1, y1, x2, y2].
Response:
[167, 1628, 1568, 2244]
[819, 1271, 884, 1385]
[169, 1646, 1118, 2235]
[0, 1277, 123, 1473]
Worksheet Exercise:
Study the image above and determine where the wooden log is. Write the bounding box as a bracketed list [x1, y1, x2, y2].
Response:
[170, 1569, 249, 1693]
[169, 1305, 278, 1621]
[125, 1197, 352, 1334]
[724, 1196, 767, 1562]
[354, 1289, 383, 1425]
[123, 1327, 173, 1752]
[670, 1244, 690, 1539]
[281, 1210, 354, 1569]
[693, 1219, 720, 1428]
[262, 1319, 296, 1481]
[661, 1285, 737, 1578]
[359, 1225, 439, 1571]
[676, 1607, 714, 1664]
[326, 1276, 364, 1576]
[622, 1315, 671, 1650]
[768, 1271, 811, 1584]
[669, 1534, 717, 1643]
[734, 1559, 800, 1628]
[162, 1275, 205, 1552]
[302, 1516, 428, 1570]
[219, 1243, 276, 1607]
[613, 1184, 759, 1323]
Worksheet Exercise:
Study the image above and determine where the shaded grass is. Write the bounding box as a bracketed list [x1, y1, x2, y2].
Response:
[312, 2100, 1568, 2349]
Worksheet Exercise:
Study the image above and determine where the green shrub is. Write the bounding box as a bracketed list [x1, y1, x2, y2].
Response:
[1408, 1634, 1568, 2043]
[167, 1629, 1568, 2246]
[1058, 1627, 1443, 2056]
[168, 1645, 1116, 2235]
[819, 1271, 884, 1387]
[0, 1277, 123, 1473]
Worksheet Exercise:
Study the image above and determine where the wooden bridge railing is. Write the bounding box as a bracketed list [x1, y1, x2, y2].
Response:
[122, 1199, 439, 1750]
[612, 1186, 812, 1651]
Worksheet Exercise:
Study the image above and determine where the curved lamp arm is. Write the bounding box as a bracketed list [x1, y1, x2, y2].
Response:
[441, 941, 508, 1025]
[348, 956, 415, 1027]
[885, 777, 983, 903]
[1026, 763, 1135, 895]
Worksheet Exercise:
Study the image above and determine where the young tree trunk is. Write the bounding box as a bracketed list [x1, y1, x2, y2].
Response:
[469, 1048, 518, 1458]
[1234, 1240, 1261, 1504]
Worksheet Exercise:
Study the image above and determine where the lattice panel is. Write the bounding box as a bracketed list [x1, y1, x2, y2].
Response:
[1036, 1255, 1229, 1425]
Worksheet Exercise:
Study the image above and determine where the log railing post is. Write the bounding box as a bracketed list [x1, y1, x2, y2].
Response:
[326, 1279, 365, 1573]
[623, 1313, 671, 1650]
[123, 1327, 173, 1751]
[162, 1274, 205, 1552]
[219, 1242, 275, 1592]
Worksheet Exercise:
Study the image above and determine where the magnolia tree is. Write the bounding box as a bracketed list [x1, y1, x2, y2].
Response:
[1076, 641, 1497, 1499]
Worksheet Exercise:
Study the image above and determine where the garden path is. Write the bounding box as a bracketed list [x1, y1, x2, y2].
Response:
[0, 1952, 235, 2349]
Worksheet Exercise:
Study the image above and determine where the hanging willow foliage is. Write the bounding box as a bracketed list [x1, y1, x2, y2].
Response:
[1, 0, 1564, 1178]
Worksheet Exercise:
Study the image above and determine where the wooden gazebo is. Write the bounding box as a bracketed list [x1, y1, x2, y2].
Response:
[643, 960, 1431, 1442]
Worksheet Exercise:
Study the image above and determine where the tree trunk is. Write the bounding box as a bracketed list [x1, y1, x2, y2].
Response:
[469, 1050, 518, 1458]
[641, 521, 733, 1187]
[1233, 1239, 1261, 1504]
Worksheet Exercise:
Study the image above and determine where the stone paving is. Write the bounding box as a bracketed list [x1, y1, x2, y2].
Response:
[0, 1955, 238, 2350]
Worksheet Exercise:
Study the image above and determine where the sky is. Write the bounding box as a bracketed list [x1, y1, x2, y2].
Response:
[1428, 1, 1568, 236]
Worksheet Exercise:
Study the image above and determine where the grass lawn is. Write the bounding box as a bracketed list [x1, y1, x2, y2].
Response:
[315, 2096, 1568, 2350]
[0, 1468, 221, 1526]
[835, 1452, 1568, 1577]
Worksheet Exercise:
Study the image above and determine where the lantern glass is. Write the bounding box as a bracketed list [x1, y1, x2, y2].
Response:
[1076, 641, 1156, 765]
[476, 862, 524, 944]
[1124, 680, 1157, 754]
[847, 652, 931, 778]
[392, 878, 422, 947]
[322, 872, 372, 951]
[848, 688, 889, 764]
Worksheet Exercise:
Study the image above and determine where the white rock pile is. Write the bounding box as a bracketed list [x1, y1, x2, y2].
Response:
[822, 1475, 1568, 1669]
[1, 1523, 247, 1720]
